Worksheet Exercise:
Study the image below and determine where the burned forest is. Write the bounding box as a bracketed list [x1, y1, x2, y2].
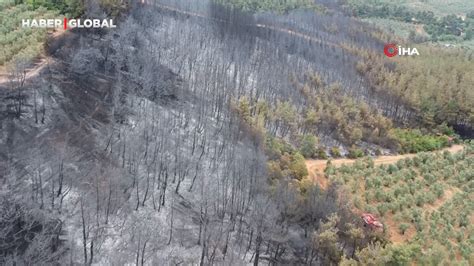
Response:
[0, 0, 473, 265]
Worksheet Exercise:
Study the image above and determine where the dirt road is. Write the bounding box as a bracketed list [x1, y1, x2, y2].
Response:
[0, 29, 65, 85]
[306, 145, 465, 189]
[0, 59, 51, 85]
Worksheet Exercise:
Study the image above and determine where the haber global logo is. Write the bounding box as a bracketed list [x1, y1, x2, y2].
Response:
[22, 18, 116, 29]
[384, 44, 419, 57]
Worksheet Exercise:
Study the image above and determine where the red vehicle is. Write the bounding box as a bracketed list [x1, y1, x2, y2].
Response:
[362, 213, 383, 229]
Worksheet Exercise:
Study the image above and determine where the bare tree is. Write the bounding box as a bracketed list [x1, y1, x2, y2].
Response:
[7, 58, 28, 118]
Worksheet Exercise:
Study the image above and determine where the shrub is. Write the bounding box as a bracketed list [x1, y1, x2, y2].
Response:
[408, 182, 416, 195]
[397, 198, 406, 211]
[396, 159, 405, 169]
[265, 136, 294, 160]
[403, 170, 416, 181]
[413, 156, 421, 167]
[375, 148, 382, 156]
[433, 183, 444, 198]
[267, 161, 283, 181]
[441, 166, 455, 180]
[353, 160, 366, 170]
[389, 202, 399, 214]
[391, 129, 449, 154]
[392, 172, 403, 183]
[316, 147, 328, 159]
[399, 223, 410, 235]
[387, 164, 398, 174]
[388, 244, 420, 265]
[393, 185, 403, 198]
[436, 123, 456, 136]
[365, 205, 377, 215]
[423, 173, 437, 183]
[374, 190, 384, 202]
[348, 146, 364, 159]
[364, 191, 373, 204]
[382, 175, 392, 187]
[459, 213, 469, 227]
[384, 192, 394, 203]
[459, 244, 471, 260]
[415, 194, 425, 207]
[298, 135, 318, 158]
[425, 192, 436, 204]
[324, 164, 336, 176]
[288, 152, 308, 180]
[365, 179, 373, 189]
[377, 203, 389, 216]
[415, 219, 425, 232]
[265, 136, 310, 180]
[371, 176, 382, 188]
[365, 157, 374, 168]
[353, 197, 363, 209]
[330, 146, 341, 158]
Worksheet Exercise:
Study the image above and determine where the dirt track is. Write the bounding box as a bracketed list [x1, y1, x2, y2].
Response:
[0, 29, 65, 85]
[0, 59, 51, 85]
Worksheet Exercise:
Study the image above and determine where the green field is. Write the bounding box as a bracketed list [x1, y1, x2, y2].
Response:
[0, 0, 88, 67]
[0, 4, 60, 66]
[362, 17, 427, 39]
[403, 0, 473, 16]
[327, 142, 474, 264]
[348, 0, 474, 48]
[349, 0, 473, 16]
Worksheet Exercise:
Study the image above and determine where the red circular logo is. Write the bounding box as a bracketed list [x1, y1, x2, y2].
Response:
[384, 44, 398, 57]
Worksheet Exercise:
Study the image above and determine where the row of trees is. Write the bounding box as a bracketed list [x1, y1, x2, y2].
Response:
[233, 72, 451, 156]
[355, 45, 474, 132]
[16, 0, 129, 17]
[10, 0, 99, 17]
[0, 5, 58, 65]
[327, 142, 474, 264]
[347, 2, 474, 41]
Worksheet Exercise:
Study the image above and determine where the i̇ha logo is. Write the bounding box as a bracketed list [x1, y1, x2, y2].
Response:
[384, 44, 419, 57]
[22, 18, 116, 29]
